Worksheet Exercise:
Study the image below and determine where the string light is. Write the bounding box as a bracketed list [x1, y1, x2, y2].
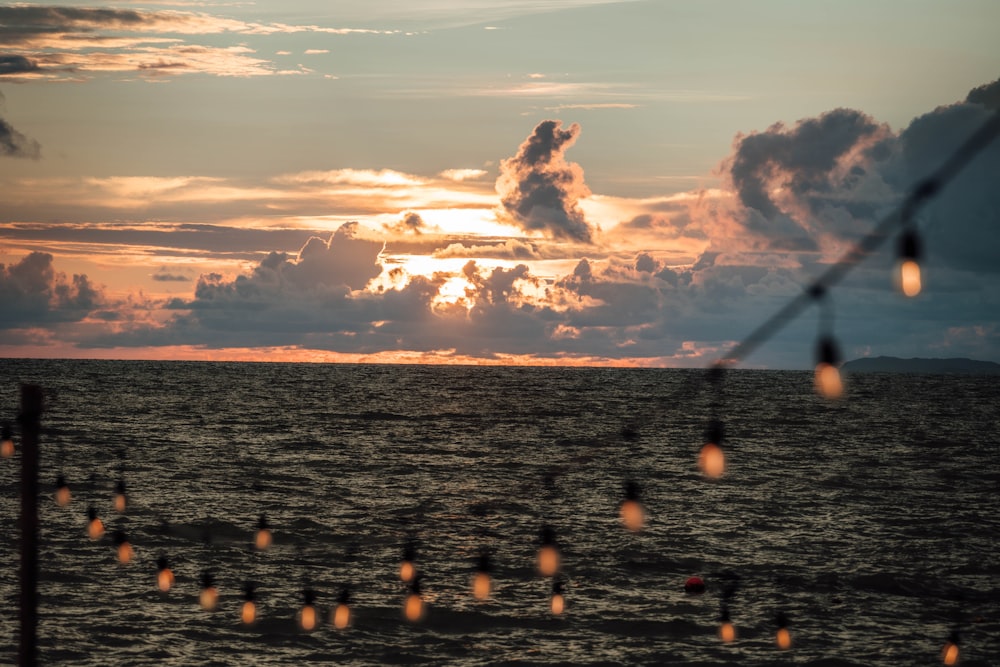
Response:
[241, 582, 257, 625]
[718, 606, 736, 643]
[404, 576, 425, 622]
[942, 630, 960, 666]
[1, 423, 13, 458]
[814, 335, 844, 400]
[298, 589, 317, 631]
[775, 611, 792, 650]
[254, 514, 272, 551]
[472, 552, 492, 600]
[54, 474, 71, 507]
[619, 481, 645, 531]
[550, 579, 566, 615]
[199, 571, 219, 611]
[332, 588, 351, 630]
[898, 229, 923, 297]
[113, 530, 133, 565]
[114, 480, 127, 514]
[86, 506, 104, 540]
[156, 555, 175, 593]
[400, 539, 417, 583]
[537, 526, 560, 577]
[698, 420, 726, 479]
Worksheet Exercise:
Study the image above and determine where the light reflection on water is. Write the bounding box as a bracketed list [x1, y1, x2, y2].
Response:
[0, 359, 998, 665]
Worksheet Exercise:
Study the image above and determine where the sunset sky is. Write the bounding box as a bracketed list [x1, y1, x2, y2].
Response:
[2, 0, 998, 368]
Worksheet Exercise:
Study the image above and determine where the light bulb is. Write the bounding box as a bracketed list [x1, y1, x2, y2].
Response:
[114, 531, 133, 565]
[404, 578, 424, 622]
[620, 481, 645, 531]
[400, 540, 417, 582]
[332, 589, 351, 629]
[814, 336, 843, 399]
[87, 507, 104, 540]
[1, 424, 13, 458]
[698, 421, 725, 478]
[898, 230, 922, 297]
[55, 475, 71, 507]
[719, 607, 736, 643]
[114, 480, 127, 513]
[942, 631, 960, 665]
[254, 515, 272, 550]
[241, 583, 257, 624]
[537, 526, 560, 577]
[550, 580, 566, 615]
[473, 553, 492, 600]
[299, 590, 317, 631]
[775, 612, 791, 650]
[199, 572, 218, 611]
[157, 556, 174, 592]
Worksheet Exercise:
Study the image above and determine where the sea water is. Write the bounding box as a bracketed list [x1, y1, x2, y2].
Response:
[0, 359, 997, 665]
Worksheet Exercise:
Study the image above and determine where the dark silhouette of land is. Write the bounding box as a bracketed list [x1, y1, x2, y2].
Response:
[842, 356, 1000, 375]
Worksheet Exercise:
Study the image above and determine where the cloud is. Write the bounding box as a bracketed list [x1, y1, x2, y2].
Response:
[439, 168, 488, 182]
[433, 239, 541, 260]
[495, 120, 593, 243]
[0, 92, 41, 159]
[0, 55, 41, 75]
[0, 252, 104, 328]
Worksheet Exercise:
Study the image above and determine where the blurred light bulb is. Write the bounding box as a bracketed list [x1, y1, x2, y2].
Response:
[199, 572, 218, 611]
[814, 337, 843, 399]
[776, 612, 791, 650]
[114, 531, 133, 565]
[332, 589, 351, 629]
[719, 607, 735, 643]
[473, 552, 492, 600]
[942, 631, 960, 666]
[620, 481, 645, 531]
[55, 475, 71, 507]
[538, 526, 560, 577]
[550, 580, 566, 615]
[114, 480, 127, 513]
[404, 578, 424, 622]
[157, 556, 174, 592]
[898, 230, 922, 297]
[400, 540, 417, 582]
[87, 507, 104, 540]
[241, 583, 257, 624]
[299, 590, 317, 631]
[699, 421, 726, 478]
[255, 515, 271, 550]
[1, 424, 13, 458]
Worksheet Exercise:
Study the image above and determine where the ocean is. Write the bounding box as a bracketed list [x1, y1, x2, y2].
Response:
[0, 359, 997, 666]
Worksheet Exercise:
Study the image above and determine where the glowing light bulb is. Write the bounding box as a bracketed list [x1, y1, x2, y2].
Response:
[1, 424, 13, 458]
[156, 556, 174, 592]
[241, 583, 257, 624]
[698, 420, 725, 478]
[898, 230, 922, 297]
[620, 481, 645, 531]
[814, 337, 843, 399]
[199, 572, 218, 611]
[114, 480, 127, 513]
[87, 506, 104, 540]
[299, 590, 317, 631]
[254, 515, 272, 550]
[332, 589, 351, 629]
[942, 631, 960, 665]
[404, 578, 424, 622]
[473, 552, 492, 600]
[114, 531, 133, 565]
[719, 607, 736, 643]
[537, 526, 560, 577]
[400, 540, 417, 582]
[775, 612, 791, 650]
[550, 580, 566, 615]
[55, 474, 71, 507]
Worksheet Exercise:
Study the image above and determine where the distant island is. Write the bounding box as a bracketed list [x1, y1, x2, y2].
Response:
[842, 356, 1000, 375]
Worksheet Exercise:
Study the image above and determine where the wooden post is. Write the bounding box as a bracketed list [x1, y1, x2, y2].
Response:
[19, 384, 43, 667]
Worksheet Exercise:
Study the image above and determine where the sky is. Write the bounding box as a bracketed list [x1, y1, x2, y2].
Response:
[1, 0, 999, 368]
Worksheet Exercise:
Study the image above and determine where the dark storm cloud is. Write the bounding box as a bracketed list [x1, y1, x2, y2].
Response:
[0, 55, 40, 75]
[495, 120, 593, 243]
[0, 252, 103, 327]
[0, 91, 41, 158]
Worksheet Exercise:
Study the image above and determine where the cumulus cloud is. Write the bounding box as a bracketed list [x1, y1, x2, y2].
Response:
[0, 252, 104, 328]
[433, 239, 541, 260]
[496, 119, 593, 243]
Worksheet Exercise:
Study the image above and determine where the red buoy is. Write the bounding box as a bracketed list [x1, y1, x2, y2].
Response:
[684, 576, 706, 594]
